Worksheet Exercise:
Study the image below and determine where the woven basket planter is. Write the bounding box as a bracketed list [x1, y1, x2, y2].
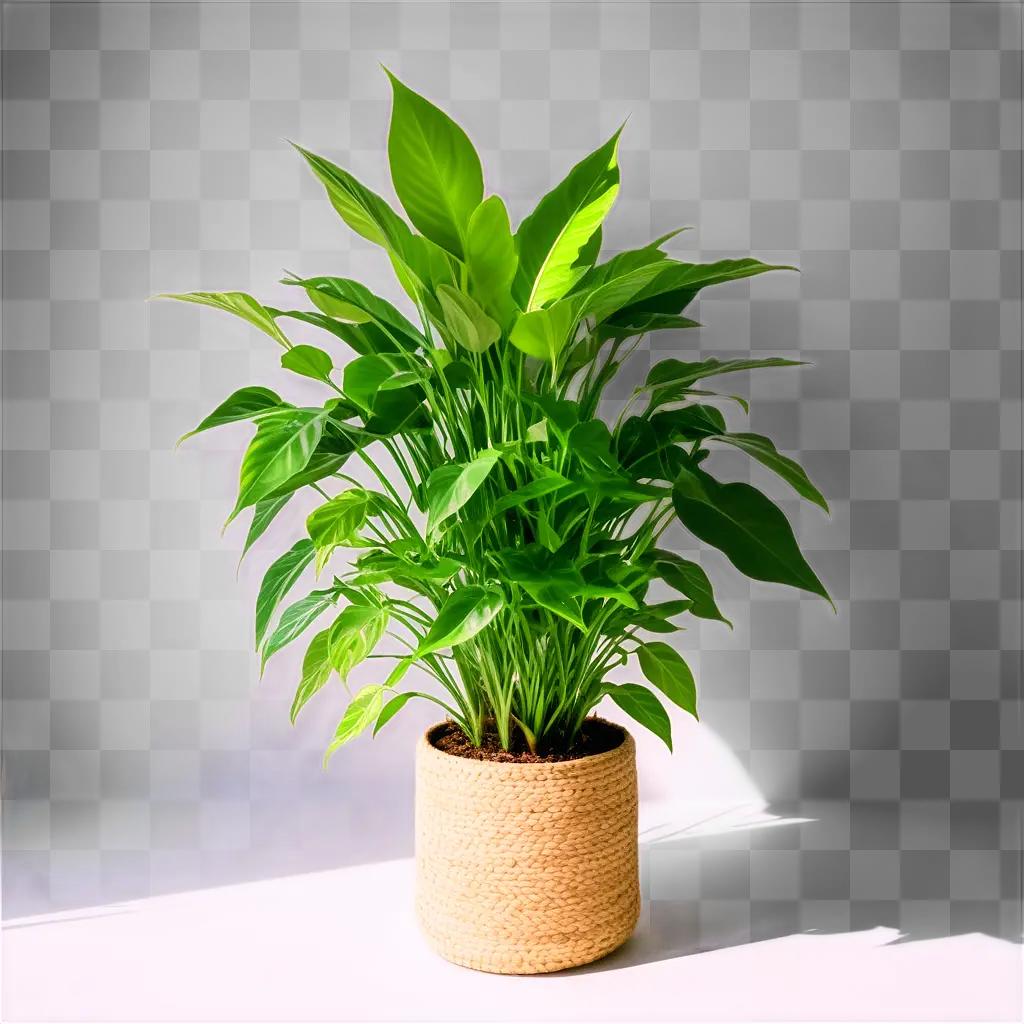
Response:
[414, 719, 640, 974]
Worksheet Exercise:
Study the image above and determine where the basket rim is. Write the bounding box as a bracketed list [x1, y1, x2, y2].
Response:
[419, 716, 634, 775]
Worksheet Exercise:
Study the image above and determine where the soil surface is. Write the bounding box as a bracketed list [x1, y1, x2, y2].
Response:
[430, 717, 624, 763]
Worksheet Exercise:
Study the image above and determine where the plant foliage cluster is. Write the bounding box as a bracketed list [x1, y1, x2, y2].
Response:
[168, 71, 831, 761]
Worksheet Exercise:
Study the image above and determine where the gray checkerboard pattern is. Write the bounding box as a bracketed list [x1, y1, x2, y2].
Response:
[1, 1, 1020, 947]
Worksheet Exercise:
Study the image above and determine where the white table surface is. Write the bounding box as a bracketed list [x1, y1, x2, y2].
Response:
[3, 802, 1021, 1023]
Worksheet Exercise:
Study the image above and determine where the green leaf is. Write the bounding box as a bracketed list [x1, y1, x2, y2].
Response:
[385, 70, 483, 258]
[260, 449, 352, 504]
[649, 549, 731, 625]
[466, 195, 517, 325]
[306, 490, 374, 573]
[598, 312, 700, 341]
[281, 345, 334, 383]
[672, 465, 832, 604]
[355, 550, 463, 588]
[498, 549, 635, 628]
[637, 641, 698, 718]
[418, 585, 505, 656]
[268, 308, 401, 357]
[240, 494, 293, 563]
[327, 603, 389, 681]
[323, 684, 385, 766]
[291, 144, 412, 250]
[436, 285, 500, 353]
[155, 291, 291, 348]
[177, 387, 283, 446]
[650, 404, 728, 441]
[601, 682, 673, 751]
[612, 258, 795, 321]
[571, 234, 677, 295]
[714, 433, 830, 513]
[291, 145, 454, 311]
[567, 419, 618, 471]
[372, 691, 418, 736]
[488, 471, 572, 519]
[254, 539, 315, 649]
[646, 357, 803, 410]
[261, 587, 338, 670]
[514, 126, 623, 311]
[228, 408, 328, 526]
[508, 297, 579, 362]
[343, 354, 423, 414]
[290, 628, 334, 724]
[575, 261, 669, 324]
[424, 450, 501, 539]
[283, 276, 424, 350]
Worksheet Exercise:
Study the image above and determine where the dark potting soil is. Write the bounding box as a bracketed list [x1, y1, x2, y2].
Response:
[430, 717, 624, 763]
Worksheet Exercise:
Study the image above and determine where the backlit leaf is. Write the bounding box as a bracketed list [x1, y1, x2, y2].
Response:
[323, 684, 384, 766]
[385, 70, 483, 258]
[514, 127, 622, 310]
[156, 291, 291, 348]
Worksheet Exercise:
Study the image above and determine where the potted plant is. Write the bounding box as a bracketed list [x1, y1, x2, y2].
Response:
[164, 70, 830, 974]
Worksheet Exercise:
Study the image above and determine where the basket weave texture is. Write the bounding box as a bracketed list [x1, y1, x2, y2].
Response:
[414, 719, 640, 974]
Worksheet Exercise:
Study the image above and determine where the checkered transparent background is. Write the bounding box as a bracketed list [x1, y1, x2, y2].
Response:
[1, 0, 1021, 942]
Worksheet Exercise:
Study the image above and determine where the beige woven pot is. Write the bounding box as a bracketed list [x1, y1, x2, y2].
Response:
[414, 719, 640, 974]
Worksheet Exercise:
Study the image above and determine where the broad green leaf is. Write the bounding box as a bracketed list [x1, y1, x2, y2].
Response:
[598, 312, 700, 341]
[268, 308, 402, 357]
[323, 684, 384, 766]
[646, 357, 803, 410]
[567, 419, 618, 471]
[417, 585, 505, 656]
[281, 345, 334, 383]
[261, 587, 338, 670]
[649, 550, 731, 625]
[240, 494, 292, 563]
[283, 276, 424, 350]
[436, 285, 500, 353]
[508, 297, 579, 363]
[714, 433, 830, 513]
[514, 126, 623, 311]
[372, 690, 459, 736]
[601, 682, 673, 751]
[354, 550, 463, 587]
[177, 387, 283, 446]
[260, 449, 352, 504]
[575, 261, 669, 324]
[228, 408, 328, 525]
[499, 549, 635, 627]
[290, 628, 334, 723]
[525, 419, 548, 443]
[255, 539, 315, 649]
[425, 450, 501, 539]
[155, 291, 290, 348]
[525, 394, 580, 438]
[343, 354, 423, 414]
[327, 603, 389, 681]
[637, 641, 698, 719]
[650, 404, 727, 441]
[385, 70, 483, 258]
[672, 466, 832, 604]
[291, 143, 412, 250]
[488, 471, 572, 519]
[466, 195, 517, 324]
[290, 146, 455, 311]
[373, 691, 418, 736]
[306, 489, 374, 573]
[571, 235, 676, 295]
[612, 258, 796, 321]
